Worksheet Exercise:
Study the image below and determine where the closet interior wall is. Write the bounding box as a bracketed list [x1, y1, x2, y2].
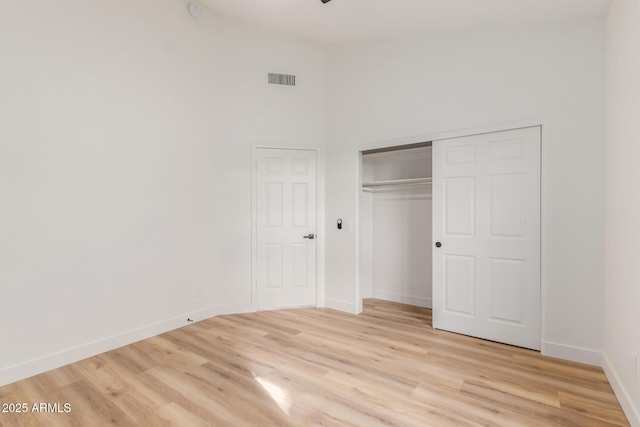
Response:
[359, 145, 433, 308]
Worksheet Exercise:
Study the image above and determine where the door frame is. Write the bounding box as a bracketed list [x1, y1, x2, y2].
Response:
[251, 144, 326, 312]
[354, 118, 544, 325]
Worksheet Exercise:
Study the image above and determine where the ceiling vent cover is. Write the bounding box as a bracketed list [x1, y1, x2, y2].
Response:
[268, 73, 296, 86]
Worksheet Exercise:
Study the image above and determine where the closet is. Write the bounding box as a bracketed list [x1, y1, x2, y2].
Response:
[358, 127, 541, 350]
[359, 142, 433, 308]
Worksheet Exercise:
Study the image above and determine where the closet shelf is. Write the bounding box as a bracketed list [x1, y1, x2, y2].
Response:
[361, 177, 432, 192]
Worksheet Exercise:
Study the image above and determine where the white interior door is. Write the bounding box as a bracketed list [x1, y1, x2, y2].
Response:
[432, 127, 541, 350]
[255, 148, 317, 310]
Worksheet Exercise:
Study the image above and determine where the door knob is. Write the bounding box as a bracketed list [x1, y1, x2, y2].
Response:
[303, 234, 315, 240]
[435, 241, 442, 248]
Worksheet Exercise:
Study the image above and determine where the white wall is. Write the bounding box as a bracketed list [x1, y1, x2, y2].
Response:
[603, 1, 640, 424]
[372, 189, 432, 307]
[0, 0, 326, 385]
[325, 20, 606, 364]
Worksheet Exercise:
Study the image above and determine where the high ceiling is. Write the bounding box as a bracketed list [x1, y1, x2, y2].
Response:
[200, 0, 611, 44]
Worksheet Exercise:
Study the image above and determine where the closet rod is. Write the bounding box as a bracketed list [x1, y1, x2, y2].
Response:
[362, 177, 432, 192]
[361, 141, 432, 155]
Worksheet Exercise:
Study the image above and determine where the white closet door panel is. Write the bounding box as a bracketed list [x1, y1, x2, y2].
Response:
[444, 254, 476, 316]
[433, 127, 540, 350]
[444, 177, 476, 237]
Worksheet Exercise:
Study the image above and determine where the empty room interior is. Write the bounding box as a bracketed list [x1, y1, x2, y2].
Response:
[1, 0, 639, 425]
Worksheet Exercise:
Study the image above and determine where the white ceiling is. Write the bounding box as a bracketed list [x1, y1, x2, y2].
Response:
[199, 0, 611, 44]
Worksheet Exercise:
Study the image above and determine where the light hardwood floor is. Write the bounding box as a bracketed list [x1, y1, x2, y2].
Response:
[0, 299, 629, 426]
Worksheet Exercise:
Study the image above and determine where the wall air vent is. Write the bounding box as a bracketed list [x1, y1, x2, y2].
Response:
[268, 73, 296, 86]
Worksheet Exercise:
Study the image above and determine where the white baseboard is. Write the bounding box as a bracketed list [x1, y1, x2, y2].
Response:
[603, 352, 640, 427]
[208, 303, 253, 317]
[325, 298, 358, 314]
[0, 303, 253, 387]
[541, 340, 602, 366]
[372, 290, 432, 308]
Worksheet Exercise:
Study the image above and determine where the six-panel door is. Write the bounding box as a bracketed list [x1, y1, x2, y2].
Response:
[432, 127, 541, 350]
[256, 148, 317, 310]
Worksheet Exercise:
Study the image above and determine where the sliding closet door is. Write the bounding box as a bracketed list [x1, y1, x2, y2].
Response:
[432, 127, 541, 350]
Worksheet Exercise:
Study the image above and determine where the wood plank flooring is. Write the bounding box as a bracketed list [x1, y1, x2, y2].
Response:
[0, 299, 629, 426]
